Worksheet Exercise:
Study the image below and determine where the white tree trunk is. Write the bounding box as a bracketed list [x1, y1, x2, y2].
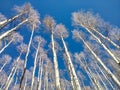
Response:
[0, 12, 25, 29]
[0, 19, 28, 40]
[4, 53, 22, 90]
[92, 28, 120, 49]
[79, 60, 97, 90]
[80, 24, 120, 64]
[51, 32, 61, 90]
[19, 26, 35, 89]
[38, 58, 43, 90]
[0, 39, 13, 54]
[31, 41, 41, 90]
[97, 64, 114, 89]
[61, 36, 81, 90]
[23, 77, 27, 90]
[79, 35, 120, 87]
[0, 61, 8, 72]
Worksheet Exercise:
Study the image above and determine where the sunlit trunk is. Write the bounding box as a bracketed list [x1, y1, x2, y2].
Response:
[38, 58, 43, 90]
[97, 63, 114, 89]
[51, 32, 61, 90]
[0, 19, 28, 40]
[0, 39, 13, 54]
[0, 61, 8, 72]
[80, 24, 120, 65]
[92, 28, 120, 49]
[79, 35, 120, 87]
[93, 65, 107, 90]
[19, 26, 35, 90]
[4, 53, 22, 90]
[31, 41, 41, 90]
[5, 65, 18, 90]
[0, 12, 25, 29]
[61, 36, 81, 90]
[23, 77, 27, 90]
[78, 57, 97, 90]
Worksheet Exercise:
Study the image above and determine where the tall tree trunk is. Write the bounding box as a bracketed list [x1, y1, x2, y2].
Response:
[97, 63, 114, 89]
[19, 26, 35, 90]
[78, 57, 97, 90]
[0, 39, 13, 54]
[0, 61, 8, 72]
[79, 35, 120, 87]
[31, 41, 41, 90]
[23, 77, 27, 90]
[4, 53, 22, 90]
[5, 65, 18, 90]
[61, 36, 81, 90]
[37, 58, 43, 90]
[92, 64, 107, 90]
[51, 32, 61, 90]
[92, 28, 120, 49]
[0, 12, 25, 29]
[80, 24, 120, 65]
[0, 19, 28, 40]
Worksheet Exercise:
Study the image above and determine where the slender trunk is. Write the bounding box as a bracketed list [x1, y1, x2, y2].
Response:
[38, 58, 43, 90]
[51, 32, 61, 90]
[19, 26, 35, 90]
[79, 35, 120, 87]
[0, 12, 25, 29]
[80, 24, 120, 65]
[93, 66, 107, 90]
[61, 36, 81, 90]
[0, 61, 8, 72]
[92, 28, 120, 49]
[5, 65, 18, 90]
[3, 53, 22, 90]
[31, 41, 41, 90]
[0, 39, 13, 54]
[23, 77, 27, 90]
[97, 63, 114, 89]
[86, 65, 101, 90]
[78, 58, 97, 90]
[0, 19, 28, 40]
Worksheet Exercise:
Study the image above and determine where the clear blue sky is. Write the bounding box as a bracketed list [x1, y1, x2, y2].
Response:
[0, 0, 120, 27]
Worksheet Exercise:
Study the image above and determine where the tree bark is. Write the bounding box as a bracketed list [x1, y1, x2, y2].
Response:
[0, 19, 28, 40]
[79, 35, 120, 87]
[19, 26, 35, 90]
[0, 12, 25, 30]
[51, 32, 61, 90]
[80, 24, 120, 65]
[61, 36, 81, 90]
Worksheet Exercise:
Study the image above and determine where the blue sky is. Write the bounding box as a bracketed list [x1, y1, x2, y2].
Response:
[0, 0, 120, 88]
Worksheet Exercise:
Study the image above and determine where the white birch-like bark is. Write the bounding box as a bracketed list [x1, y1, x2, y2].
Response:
[31, 41, 41, 90]
[0, 12, 24, 29]
[23, 77, 27, 90]
[78, 58, 97, 90]
[38, 58, 43, 90]
[0, 39, 13, 54]
[93, 65, 107, 90]
[0, 19, 28, 40]
[79, 35, 120, 87]
[51, 32, 61, 90]
[0, 61, 8, 72]
[92, 28, 120, 49]
[61, 36, 81, 90]
[4, 53, 22, 90]
[5, 65, 18, 90]
[80, 24, 120, 64]
[97, 64, 114, 89]
[19, 26, 35, 90]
